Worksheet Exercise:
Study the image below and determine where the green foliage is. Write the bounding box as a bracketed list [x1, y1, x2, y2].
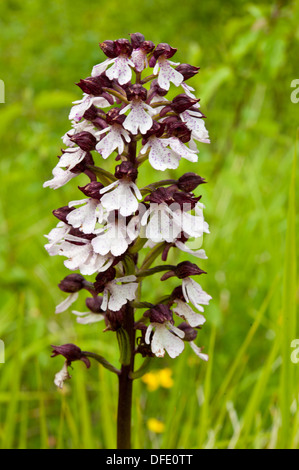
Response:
[0, 0, 298, 449]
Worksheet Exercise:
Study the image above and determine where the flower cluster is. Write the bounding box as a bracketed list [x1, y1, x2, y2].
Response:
[44, 33, 211, 387]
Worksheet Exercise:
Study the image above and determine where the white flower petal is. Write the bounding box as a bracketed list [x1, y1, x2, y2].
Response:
[107, 280, 138, 311]
[72, 311, 105, 324]
[175, 241, 207, 259]
[156, 58, 184, 90]
[92, 58, 115, 77]
[54, 362, 71, 389]
[123, 101, 153, 135]
[43, 167, 77, 189]
[55, 292, 79, 314]
[96, 125, 129, 159]
[190, 342, 209, 361]
[147, 137, 180, 171]
[173, 300, 206, 326]
[181, 278, 212, 311]
[105, 57, 133, 85]
[150, 323, 185, 358]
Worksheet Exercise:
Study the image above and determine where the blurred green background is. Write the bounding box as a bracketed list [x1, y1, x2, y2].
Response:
[0, 0, 298, 449]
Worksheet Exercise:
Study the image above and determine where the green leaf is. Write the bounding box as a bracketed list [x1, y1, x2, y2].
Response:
[116, 328, 131, 366]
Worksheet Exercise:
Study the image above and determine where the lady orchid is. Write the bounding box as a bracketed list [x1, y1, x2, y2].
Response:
[44, 33, 211, 449]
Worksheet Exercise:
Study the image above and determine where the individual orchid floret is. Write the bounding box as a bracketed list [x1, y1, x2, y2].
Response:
[181, 277, 212, 312]
[62, 119, 99, 147]
[45, 222, 114, 275]
[51, 344, 91, 389]
[69, 94, 112, 122]
[120, 84, 154, 135]
[43, 165, 78, 190]
[92, 39, 134, 85]
[100, 162, 141, 217]
[180, 109, 210, 145]
[130, 33, 155, 72]
[144, 304, 185, 358]
[44, 147, 95, 190]
[170, 286, 206, 327]
[161, 262, 211, 314]
[177, 322, 208, 361]
[140, 122, 198, 170]
[150, 43, 184, 91]
[94, 268, 138, 312]
[141, 188, 208, 243]
[51, 343, 91, 368]
[95, 108, 131, 159]
[66, 197, 105, 234]
[55, 273, 86, 314]
[92, 210, 139, 257]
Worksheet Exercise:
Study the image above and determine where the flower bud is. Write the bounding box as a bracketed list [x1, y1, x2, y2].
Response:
[163, 116, 191, 143]
[85, 296, 103, 313]
[76, 76, 103, 95]
[170, 286, 185, 301]
[149, 79, 168, 97]
[58, 274, 85, 293]
[94, 267, 116, 294]
[105, 306, 125, 331]
[126, 84, 147, 102]
[115, 38, 133, 56]
[175, 64, 200, 80]
[145, 187, 175, 205]
[178, 173, 206, 192]
[52, 205, 74, 223]
[144, 304, 173, 324]
[70, 151, 95, 175]
[82, 105, 98, 121]
[106, 108, 126, 126]
[100, 40, 118, 58]
[174, 261, 206, 279]
[136, 324, 156, 357]
[70, 131, 97, 151]
[153, 43, 177, 59]
[177, 322, 198, 341]
[51, 343, 90, 368]
[78, 181, 104, 199]
[115, 161, 138, 181]
[130, 32, 145, 49]
[172, 192, 201, 209]
[170, 94, 199, 114]
[142, 121, 165, 143]
[141, 40, 155, 53]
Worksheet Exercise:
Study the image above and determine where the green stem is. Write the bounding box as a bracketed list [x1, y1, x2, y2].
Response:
[140, 243, 166, 271]
[82, 352, 120, 375]
[102, 87, 129, 104]
[136, 265, 175, 279]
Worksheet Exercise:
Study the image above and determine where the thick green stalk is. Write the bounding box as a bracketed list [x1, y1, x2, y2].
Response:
[117, 304, 135, 449]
